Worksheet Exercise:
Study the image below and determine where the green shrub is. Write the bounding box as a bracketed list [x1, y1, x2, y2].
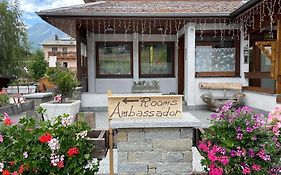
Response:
[0, 91, 9, 107]
[47, 68, 79, 101]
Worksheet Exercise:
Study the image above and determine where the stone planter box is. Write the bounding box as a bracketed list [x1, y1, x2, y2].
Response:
[75, 112, 96, 129]
[87, 130, 109, 159]
[5, 86, 36, 94]
[132, 85, 160, 93]
[0, 101, 35, 116]
[24, 92, 53, 109]
[40, 100, 81, 121]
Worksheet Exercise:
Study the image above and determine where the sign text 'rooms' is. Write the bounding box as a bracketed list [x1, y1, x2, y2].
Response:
[108, 95, 182, 119]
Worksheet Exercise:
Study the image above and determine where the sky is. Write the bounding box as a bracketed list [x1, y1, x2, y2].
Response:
[14, 0, 84, 28]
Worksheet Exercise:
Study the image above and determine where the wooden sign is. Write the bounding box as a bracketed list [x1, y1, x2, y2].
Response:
[108, 95, 183, 119]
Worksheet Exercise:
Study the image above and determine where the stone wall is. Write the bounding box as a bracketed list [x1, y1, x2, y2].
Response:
[116, 128, 193, 175]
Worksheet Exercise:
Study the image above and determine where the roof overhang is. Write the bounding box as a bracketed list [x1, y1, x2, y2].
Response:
[230, 0, 261, 18]
[37, 12, 231, 18]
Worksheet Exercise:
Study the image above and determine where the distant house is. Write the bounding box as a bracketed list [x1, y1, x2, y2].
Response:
[42, 36, 82, 73]
[37, 0, 281, 111]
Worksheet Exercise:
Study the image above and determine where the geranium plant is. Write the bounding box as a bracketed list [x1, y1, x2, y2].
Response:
[199, 103, 280, 175]
[0, 113, 99, 174]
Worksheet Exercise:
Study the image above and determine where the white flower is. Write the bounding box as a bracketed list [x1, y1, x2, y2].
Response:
[76, 130, 88, 140]
[0, 162, 4, 172]
[48, 138, 60, 151]
[84, 158, 99, 170]
[61, 115, 73, 126]
[23, 151, 28, 159]
[50, 153, 64, 167]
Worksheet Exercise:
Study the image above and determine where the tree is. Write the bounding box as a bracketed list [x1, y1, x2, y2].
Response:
[0, 0, 29, 77]
[29, 49, 47, 80]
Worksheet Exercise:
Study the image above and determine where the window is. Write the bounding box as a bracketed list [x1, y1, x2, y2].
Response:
[96, 42, 132, 78]
[195, 31, 240, 77]
[140, 42, 174, 77]
[62, 47, 67, 53]
[52, 47, 58, 52]
[63, 62, 68, 68]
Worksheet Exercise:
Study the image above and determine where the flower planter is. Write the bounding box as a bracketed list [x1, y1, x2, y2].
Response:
[40, 100, 81, 121]
[87, 130, 109, 160]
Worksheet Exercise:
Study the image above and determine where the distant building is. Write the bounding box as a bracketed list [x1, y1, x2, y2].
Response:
[42, 36, 77, 73]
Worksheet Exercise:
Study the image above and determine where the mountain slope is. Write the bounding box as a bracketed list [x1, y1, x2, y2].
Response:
[27, 22, 68, 49]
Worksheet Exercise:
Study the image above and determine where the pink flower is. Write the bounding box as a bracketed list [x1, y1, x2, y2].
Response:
[252, 164, 261, 171]
[11, 172, 18, 175]
[54, 94, 62, 103]
[219, 156, 229, 165]
[242, 167, 251, 174]
[0, 134, 3, 143]
[208, 151, 217, 162]
[209, 165, 223, 175]
[198, 141, 209, 153]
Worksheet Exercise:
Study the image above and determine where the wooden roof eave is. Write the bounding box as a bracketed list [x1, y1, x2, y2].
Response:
[36, 11, 232, 19]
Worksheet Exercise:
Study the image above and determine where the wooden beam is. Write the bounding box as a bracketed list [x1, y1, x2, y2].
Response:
[255, 41, 277, 79]
[199, 83, 242, 90]
[255, 41, 274, 60]
[242, 86, 275, 94]
[276, 17, 281, 93]
[244, 72, 271, 79]
[276, 95, 281, 104]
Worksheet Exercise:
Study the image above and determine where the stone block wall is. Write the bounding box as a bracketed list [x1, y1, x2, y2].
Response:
[116, 128, 193, 175]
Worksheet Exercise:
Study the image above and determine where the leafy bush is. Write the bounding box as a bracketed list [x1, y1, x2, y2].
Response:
[47, 68, 79, 101]
[0, 113, 99, 174]
[199, 103, 280, 175]
[0, 90, 9, 107]
[29, 49, 47, 80]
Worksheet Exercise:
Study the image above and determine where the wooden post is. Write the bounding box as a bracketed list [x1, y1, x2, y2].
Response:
[107, 90, 114, 175]
[277, 17, 281, 94]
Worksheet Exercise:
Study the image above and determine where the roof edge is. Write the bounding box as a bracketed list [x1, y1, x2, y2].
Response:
[230, 0, 259, 18]
[36, 12, 231, 18]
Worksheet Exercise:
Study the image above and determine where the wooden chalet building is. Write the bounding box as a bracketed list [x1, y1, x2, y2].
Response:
[37, 0, 281, 111]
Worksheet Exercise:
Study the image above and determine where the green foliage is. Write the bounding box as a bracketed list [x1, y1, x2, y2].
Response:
[0, 92, 9, 107]
[0, 1, 30, 77]
[199, 104, 280, 175]
[47, 68, 79, 99]
[28, 49, 47, 80]
[0, 114, 99, 174]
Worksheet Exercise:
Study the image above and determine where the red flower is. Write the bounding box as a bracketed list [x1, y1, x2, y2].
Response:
[9, 161, 15, 166]
[67, 147, 79, 157]
[2, 170, 10, 175]
[18, 165, 24, 174]
[57, 161, 64, 168]
[38, 132, 52, 143]
[4, 117, 12, 126]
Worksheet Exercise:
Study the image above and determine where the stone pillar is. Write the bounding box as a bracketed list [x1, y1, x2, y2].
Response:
[184, 23, 196, 106]
[87, 33, 96, 93]
[111, 113, 201, 175]
[133, 33, 139, 82]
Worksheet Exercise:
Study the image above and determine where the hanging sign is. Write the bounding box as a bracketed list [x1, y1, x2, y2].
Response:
[108, 95, 183, 119]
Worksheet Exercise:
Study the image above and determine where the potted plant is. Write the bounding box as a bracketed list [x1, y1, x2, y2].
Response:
[40, 68, 80, 121]
[198, 103, 280, 175]
[0, 113, 99, 174]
